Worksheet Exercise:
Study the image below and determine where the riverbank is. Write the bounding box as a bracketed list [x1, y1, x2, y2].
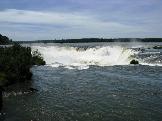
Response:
[0, 43, 45, 112]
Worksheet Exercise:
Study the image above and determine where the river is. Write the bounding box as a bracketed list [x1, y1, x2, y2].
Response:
[1, 42, 162, 121]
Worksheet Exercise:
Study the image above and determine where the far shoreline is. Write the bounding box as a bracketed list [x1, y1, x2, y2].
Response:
[15, 38, 162, 44]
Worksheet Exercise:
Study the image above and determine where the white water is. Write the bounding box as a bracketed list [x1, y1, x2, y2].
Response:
[32, 46, 135, 69]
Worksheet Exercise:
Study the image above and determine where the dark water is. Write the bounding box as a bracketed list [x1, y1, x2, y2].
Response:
[1, 43, 162, 121]
[2, 66, 162, 121]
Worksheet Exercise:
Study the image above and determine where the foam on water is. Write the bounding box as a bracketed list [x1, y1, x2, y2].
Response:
[32, 46, 135, 69]
[31, 45, 162, 69]
[140, 63, 162, 66]
[136, 50, 162, 66]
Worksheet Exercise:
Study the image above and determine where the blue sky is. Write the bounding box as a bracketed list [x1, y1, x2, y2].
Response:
[0, 0, 162, 41]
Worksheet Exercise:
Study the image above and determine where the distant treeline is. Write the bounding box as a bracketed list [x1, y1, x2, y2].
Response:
[17, 38, 162, 43]
[0, 33, 162, 44]
[0, 34, 12, 45]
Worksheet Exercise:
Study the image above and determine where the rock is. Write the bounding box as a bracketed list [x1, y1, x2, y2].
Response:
[141, 48, 145, 53]
[153, 46, 162, 49]
[26, 72, 33, 80]
[0, 86, 4, 112]
[29, 87, 38, 92]
[130, 60, 139, 65]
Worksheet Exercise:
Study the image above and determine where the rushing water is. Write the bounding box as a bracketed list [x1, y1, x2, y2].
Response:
[1, 42, 162, 121]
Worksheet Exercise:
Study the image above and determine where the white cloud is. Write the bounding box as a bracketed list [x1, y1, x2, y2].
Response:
[0, 9, 84, 25]
[0, 9, 158, 40]
[0, 9, 143, 30]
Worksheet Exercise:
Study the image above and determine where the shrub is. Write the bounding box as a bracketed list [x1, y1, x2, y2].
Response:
[32, 49, 46, 65]
[0, 43, 45, 86]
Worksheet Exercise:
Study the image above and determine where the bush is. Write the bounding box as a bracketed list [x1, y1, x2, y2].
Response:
[0, 34, 12, 45]
[0, 43, 45, 86]
[32, 49, 46, 65]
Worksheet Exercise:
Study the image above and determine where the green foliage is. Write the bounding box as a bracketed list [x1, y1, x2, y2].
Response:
[0, 72, 8, 86]
[0, 34, 12, 45]
[32, 50, 46, 65]
[0, 43, 45, 86]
